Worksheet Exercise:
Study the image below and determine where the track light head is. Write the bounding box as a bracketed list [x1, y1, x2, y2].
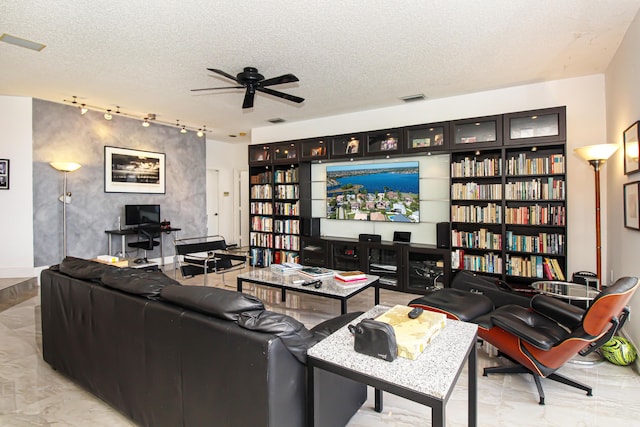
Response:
[104, 110, 112, 120]
[180, 126, 187, 134]
[142, 118, 150, 127]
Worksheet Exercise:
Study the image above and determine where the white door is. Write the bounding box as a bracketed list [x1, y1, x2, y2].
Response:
[206, 169, 219, 236]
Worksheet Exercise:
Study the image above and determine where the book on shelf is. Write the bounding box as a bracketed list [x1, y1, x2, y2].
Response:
[299, 266, 335, 278]
[334, 270, 367, 282]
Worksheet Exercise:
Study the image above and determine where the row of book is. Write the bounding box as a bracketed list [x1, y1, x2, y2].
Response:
[249, 231, 273, 248]
[250, 201, 273, 215]
[451, 249, 503, 274]
[505, 153, 565, 176]
[451, 203, 502, 223]
[274, 201, 299, 216]
[250, 248, 273, 267]
[505, 254, 565, 280]
[451, 157, 503, 178]
[451, 228, 502, 250]
[274, 219, 300, 234]
[273, 250, 299, 265]
[273, 168, 299, 184]
[504, 178, 565, 200]
[250, 216, 273, 232]
[249, 171, 272, 184]
[451, 182, 502, 200]
[274, 234, 300, 251]
[505, 204, 566, 226]
[250, 184, 272, 199]
[274, 184, 299, 199]
[505, 231, 565, 255]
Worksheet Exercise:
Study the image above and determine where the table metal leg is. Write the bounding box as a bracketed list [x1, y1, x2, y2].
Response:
[432, 402, 445, 427]
[237, 278, 243, 292]
[341, 299, 347, 314]
[108, 235, 113, 256]
[281, 289, 287, 302]
[374, 388, 383, 412]
[468, 337, 477, 427]
[374, 284, 380, 305]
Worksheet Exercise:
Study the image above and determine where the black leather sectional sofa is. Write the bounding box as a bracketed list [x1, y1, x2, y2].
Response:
[40, 257, 366, 427]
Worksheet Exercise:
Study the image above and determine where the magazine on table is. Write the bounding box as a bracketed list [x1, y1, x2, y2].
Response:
[334, 270, 367, 282]
[299, 266, 335, 278]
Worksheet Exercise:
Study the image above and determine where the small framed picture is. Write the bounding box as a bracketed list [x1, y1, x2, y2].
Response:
[624, 181, 640, 230]
[0, 159, 9, 190]
[623, 121, 640, 175]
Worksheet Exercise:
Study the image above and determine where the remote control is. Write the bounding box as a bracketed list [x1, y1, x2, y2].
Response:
[408, 307, 423, 319]
[301, 280, 321, 287]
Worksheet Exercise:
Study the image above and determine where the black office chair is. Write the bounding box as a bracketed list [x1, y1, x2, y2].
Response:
[127, 225, 160, 263]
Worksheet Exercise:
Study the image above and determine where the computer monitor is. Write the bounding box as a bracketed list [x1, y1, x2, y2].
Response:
[393, 231, 411, 243]
[124, 204, 160, 227]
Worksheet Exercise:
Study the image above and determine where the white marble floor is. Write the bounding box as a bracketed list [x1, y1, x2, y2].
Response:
[1, 268, 640, 426]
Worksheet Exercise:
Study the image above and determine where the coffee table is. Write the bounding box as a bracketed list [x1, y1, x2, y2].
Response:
[307, 305, 478, 427]
[236, 269, 379, 314]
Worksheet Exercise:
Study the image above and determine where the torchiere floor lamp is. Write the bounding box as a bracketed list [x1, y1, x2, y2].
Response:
[50, 162, 82, 257]
[573, 143, 619, 288]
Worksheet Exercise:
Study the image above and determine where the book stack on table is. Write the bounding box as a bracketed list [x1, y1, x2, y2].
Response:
[334, 270, 367, 282]
[270, 262, 303, 275]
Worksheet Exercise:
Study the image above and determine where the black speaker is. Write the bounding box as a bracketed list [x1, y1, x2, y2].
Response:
[436, 222, 450, 248]
[302, 217, 320, 237]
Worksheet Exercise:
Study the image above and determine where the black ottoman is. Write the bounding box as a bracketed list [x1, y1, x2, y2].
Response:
[409, 288, 494, 322]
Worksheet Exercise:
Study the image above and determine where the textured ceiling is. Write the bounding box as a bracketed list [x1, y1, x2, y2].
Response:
[2, 0, 640, 143]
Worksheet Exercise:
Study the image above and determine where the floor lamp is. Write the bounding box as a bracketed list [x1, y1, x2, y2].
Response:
[50, 162, 82, 258]
[573, 144, 619, 288]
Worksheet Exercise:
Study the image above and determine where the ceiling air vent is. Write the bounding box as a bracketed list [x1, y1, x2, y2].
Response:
[400, 94, 426, 103]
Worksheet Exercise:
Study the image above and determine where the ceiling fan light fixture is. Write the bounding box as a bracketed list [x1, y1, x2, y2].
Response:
[400, 93, 426, 103]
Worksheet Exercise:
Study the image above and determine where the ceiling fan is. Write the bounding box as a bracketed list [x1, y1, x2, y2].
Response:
[191, 66, 304, 109]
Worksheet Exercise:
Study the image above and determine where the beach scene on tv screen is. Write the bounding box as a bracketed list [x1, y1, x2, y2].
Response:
[326, 161, 420, 222]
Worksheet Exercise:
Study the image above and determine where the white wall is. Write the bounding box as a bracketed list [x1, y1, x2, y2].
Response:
[252, 76, 608, 277]
[605, 9, 640, 348]
[0, 96, 34, 277]
[205, 139, 249, 244]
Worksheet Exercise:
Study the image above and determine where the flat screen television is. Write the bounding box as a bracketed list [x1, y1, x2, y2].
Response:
[326, 161, 419, 222]
[125, 204, 160, 226]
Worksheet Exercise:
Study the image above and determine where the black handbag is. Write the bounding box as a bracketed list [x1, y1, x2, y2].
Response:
[348, 319, 397, 362]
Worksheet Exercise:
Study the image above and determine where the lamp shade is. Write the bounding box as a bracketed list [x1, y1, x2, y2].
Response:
[574, 144, 619, 162]
[50, 162, 81, 172]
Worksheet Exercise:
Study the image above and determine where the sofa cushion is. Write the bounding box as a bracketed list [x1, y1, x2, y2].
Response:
[59, 256, 116, 281]
[160, 285, 264, 321]
[101, 268, 181, 299]
[238, 310, 319, 363]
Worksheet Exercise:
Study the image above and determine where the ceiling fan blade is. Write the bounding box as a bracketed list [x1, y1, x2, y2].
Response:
[191, 86, 244, 92]
[256, 86, 304, 104]
[242, 87, 256, 109]
[260, 74, 299, 87]
[207, 68, 240, 83]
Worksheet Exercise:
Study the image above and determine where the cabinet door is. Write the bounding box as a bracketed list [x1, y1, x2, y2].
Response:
[365, 129, 403, 157]
[300, 236, 328, 266]
[330, 134, 365, 159]
[272, 142, 299, 164]
[330, 241, 363, 271]
[451, 115, 502, 149]
[367, 243, 402, 290]
[249, 145, 273, 165]
[504, 106, 566, 146]
[300, 138, 329, 161]
[405, 247, 449, 293]
[405, 122, 449, 153]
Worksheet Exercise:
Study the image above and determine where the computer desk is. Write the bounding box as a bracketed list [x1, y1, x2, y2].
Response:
[104, 227, 181, 267]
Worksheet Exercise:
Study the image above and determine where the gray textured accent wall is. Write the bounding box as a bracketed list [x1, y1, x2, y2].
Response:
[32, 99, 206, 266]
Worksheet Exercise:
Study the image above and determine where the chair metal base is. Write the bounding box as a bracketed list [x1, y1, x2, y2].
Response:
[483, 363, 592, 405]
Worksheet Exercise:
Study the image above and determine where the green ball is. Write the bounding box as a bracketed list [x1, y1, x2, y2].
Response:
[600, 336, 637, 366]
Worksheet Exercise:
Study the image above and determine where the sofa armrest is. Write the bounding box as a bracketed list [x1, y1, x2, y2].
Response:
[310, 311, 364, 339]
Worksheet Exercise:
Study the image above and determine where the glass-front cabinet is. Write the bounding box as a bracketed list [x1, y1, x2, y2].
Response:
[404, 122, 449, 153]
[366, 243, 402, 290]
[365, 128, 403, 157]
[451, 115, 502, 149]
[330, 133, 365, 160]
[405, 246, 449, 292]
[504, 106, 566, 146]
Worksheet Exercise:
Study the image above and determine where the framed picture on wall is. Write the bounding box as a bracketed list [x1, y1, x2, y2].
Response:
[104, 146, 166, 194]
[0, 159, 9, 190]
[624, 181, 640, 230]
[623, 121, 640, 175]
